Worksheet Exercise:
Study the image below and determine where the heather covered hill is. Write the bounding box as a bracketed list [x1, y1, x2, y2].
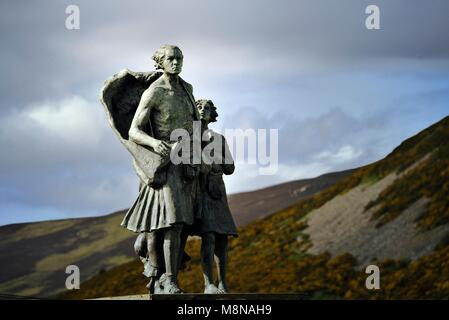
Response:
[61, 115, 449, 300]
[228, 169, 355, 226]
[0, 166, 351, 298]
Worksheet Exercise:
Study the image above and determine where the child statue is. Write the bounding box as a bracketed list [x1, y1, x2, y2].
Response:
[195, 99, 238, 294]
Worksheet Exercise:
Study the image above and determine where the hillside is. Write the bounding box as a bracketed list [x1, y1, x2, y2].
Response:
[0, 169, 352, 298]
[61, 115, 449, 300]
[228, 169, 354, 226]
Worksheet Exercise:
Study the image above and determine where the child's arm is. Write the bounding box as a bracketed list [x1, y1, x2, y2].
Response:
[221, 135, 235, 175]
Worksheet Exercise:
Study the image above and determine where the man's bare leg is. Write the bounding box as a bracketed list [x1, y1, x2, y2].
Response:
[201, 232, 219, 293]
[215, 234, 229, 293]
[162, 223, 183, 293]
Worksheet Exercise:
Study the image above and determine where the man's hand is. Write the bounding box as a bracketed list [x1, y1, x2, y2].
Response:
[153, 140, 171, 157]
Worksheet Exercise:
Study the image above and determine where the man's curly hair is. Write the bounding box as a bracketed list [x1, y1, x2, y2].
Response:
[152, 44, 183, 70]
[196, 99, 218, 123]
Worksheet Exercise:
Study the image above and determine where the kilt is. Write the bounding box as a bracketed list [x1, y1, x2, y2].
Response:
[121, 164, 201, 232]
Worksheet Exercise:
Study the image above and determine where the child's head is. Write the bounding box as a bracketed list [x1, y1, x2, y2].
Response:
[196, 99, 218, 124]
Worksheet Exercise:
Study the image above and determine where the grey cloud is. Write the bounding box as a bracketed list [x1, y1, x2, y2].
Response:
[0, 95, 139, 214]
[2, 0, 449, 114]
[221, 106, 387, 168]
[1, 0, 448, 223]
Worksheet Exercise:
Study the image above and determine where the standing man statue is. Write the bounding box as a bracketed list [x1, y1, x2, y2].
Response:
[101, 44, 201, 294]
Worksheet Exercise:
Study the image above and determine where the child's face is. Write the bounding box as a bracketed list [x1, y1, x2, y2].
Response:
[198, 102, 212, 123]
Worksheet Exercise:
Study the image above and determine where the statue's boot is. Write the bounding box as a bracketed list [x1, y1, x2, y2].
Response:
[158, 274, 183, 294]
[204, 283, 220, 294]
[163, 281, 183, 294]
[217, 282, 229, 294]
[143, 263, 160, 294]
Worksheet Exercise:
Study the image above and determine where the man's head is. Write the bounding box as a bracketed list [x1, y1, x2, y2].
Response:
[152, 44, 183, 75]
[196, 99, 218, 124]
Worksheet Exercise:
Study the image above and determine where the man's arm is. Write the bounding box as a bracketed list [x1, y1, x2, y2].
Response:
[128, 87, 170, 156]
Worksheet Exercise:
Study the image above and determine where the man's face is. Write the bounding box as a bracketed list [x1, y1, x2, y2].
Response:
[162, 47, 183, 75]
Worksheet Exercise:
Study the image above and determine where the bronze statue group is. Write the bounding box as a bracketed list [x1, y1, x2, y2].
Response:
[102, 44, 237, 294]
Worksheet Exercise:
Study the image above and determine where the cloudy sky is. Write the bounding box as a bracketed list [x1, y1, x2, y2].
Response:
[1, 0, 448, 225]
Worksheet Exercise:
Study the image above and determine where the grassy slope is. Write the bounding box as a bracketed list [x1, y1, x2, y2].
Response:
[0, 165, 354, 298]
[0, 211, 137, 297]
[62, 115, 449, 299]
